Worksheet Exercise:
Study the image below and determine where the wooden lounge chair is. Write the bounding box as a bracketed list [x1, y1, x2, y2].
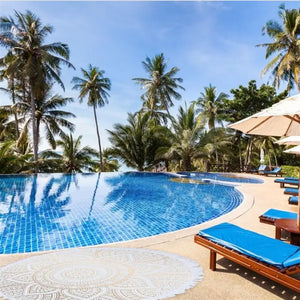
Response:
[289, 196, 298, 205]
[249, 164, 267, 174]
[274, 178, 299, 188]
[261, 167, 282, 177]
[194, 223, 300, 293]
[259, 208, 297, 225]
[284, 187, 299, 196]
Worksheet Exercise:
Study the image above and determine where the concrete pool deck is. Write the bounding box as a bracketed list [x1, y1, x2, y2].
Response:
[0, 173, 299, 299]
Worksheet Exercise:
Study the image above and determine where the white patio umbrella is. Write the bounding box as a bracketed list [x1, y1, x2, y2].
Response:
[284, 145, 300, 154]
[228, 93, 300, 136]
[276, 136, 300, 145]
[228, 93, 300, 226]
[260, 148, 265, 164]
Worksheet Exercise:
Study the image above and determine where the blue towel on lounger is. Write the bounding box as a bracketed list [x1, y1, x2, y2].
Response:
[198, 223, 300, 269]
[261, 209, 297, 220]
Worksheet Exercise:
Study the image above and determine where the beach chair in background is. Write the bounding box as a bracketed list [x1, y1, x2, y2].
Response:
[262, 167, 282, 177]
[274, 177, 299, 188]
[284, 187, 299, 196]
[259, 208, 297, 225]
[249, 165, 267, 174]
[289, 196, 298, 205]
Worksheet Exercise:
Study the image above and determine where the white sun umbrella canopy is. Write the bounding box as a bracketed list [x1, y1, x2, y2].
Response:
[228, 94, 300, 136]
[276, 136, 300, 145]
[260, 148, 265, 164]
[284, 145, 300, 154]
[228, 93, 300, 226]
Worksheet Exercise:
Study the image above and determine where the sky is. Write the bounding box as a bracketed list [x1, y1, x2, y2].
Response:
[0, 1, 298, 168]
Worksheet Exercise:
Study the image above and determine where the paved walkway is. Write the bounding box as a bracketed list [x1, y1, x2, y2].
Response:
[0, 174, 299, 299]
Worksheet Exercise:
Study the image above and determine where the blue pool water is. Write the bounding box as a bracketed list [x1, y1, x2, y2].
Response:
[0, 172, 243, 254]
[177, 172, 264, 184]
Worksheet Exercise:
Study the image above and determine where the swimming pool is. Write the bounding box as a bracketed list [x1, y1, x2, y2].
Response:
[0, 172, 243, 254]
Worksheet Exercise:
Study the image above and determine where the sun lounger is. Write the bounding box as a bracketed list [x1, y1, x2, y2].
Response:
[289, 196, 298, 205]
[261, 167, 282, 177]
[259, 208, 297, 225]
[249, 165, 267, 174]
[194, 223, 300, 293]
[284, 187, 299, 196]
[274, 178, 299, 188]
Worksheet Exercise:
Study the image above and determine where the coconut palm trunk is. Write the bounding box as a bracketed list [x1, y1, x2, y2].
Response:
[30, 89, 39, 173]
[10, 78, 20, 139]
[93, 104, 103, 172]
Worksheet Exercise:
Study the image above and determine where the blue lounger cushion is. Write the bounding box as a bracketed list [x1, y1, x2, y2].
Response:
[274, 179, 298, 184]
[285, 187, 299, 194]
[198, 223, 300, 269]
[262, 208, 297, 220]
[263, 167, 282, 174]
[285, 177, 299, 181]
[290, 196, 298, 204]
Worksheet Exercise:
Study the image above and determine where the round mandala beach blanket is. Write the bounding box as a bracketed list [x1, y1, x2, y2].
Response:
[0, 247, 203, 300]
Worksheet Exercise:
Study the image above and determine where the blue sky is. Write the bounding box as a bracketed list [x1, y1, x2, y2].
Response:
[0, 1, 298, 161]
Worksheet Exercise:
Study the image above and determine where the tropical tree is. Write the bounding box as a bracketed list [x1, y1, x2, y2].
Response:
[222, 80, 287, 170]
[0, 105, 18, 142]
[107, 112, 171, 171]
[13, 84, 75, 150]
[194, 84, 228, 130]
[133, 53, 184, 123]
[0, 53, 22, 138]
[40, 134, 98, 173]
[0, 10, 74, 172]
[72, 64, 111, 172]
[93, 148, 120, 172]
[0, 137, 33, 174]
[200, 128, 233, 171]
[253, 136, 279, 167]
[257, 4, 300, 92]
[157, 103, 205, 171]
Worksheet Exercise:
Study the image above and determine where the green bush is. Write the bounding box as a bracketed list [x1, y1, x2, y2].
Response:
[281, 165, 299, 177]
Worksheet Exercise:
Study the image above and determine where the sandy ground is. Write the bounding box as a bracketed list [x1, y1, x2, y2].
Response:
[0, 174, 299, 299]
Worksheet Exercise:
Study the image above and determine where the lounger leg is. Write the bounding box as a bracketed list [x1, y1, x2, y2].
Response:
[275, 227, 281, 240]
[210, 250, 216, 271]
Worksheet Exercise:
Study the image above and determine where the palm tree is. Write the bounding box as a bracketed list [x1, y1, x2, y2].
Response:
[0, 128, 33, 174]
[93, 148, 120, 172]
[0, 53, 22, 139]
[107, 112, 171, 171]
[253, 136, 279, 167]
[200, 128, 233, 171]
[14, 84, 75, 150]
[0, 10, 74, 172]
[194, 84, 228, 130]
[40, 134, 98, 173]
[72, 64, 111, 172]
[257, 4, 300, 92]
[133, 53, 184, 122]
[157, 103, 205, 171]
